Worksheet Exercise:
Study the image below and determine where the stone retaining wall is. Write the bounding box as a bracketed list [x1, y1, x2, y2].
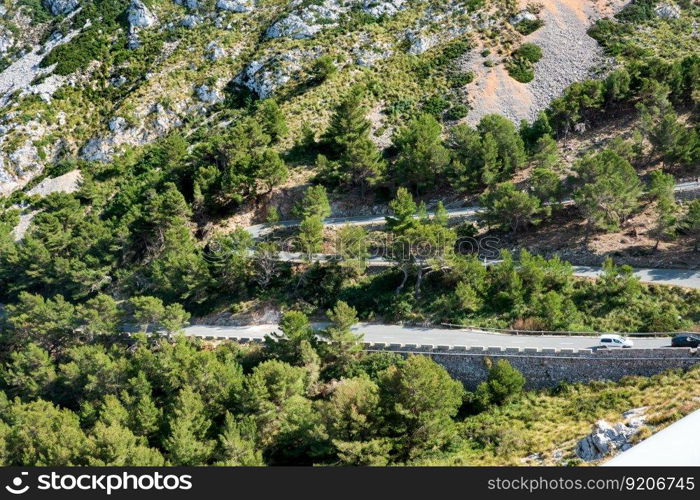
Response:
[206, 336, 700, 389]
[363, 344, 700, 389]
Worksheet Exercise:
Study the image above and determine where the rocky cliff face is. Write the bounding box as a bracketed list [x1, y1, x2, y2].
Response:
[0, 0, 694, 197]
[576, 408, 648, 462]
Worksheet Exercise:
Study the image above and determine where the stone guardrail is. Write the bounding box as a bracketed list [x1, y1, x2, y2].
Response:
[439, 323, 682, 337]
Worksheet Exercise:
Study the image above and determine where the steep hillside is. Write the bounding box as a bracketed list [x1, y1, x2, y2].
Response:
[0, 0, 659, 196]
[0, 0, 493, 194]
[0, 0, 698, 323]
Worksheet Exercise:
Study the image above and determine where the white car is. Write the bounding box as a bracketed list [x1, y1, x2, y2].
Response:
[598, 334, 634, 348]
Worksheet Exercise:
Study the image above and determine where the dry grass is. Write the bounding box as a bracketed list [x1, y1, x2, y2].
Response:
[419, 365, 700, 466]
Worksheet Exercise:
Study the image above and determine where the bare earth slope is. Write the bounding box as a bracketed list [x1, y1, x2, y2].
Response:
[465, 0, 627, 125]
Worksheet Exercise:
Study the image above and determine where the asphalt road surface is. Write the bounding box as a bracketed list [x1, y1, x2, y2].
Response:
[246, 182, 700, 238]
[572, 265, 700, 289]
[184, 323, 672, 349]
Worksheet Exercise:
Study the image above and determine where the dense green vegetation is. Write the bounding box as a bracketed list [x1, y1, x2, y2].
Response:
[0, 0, 699, 467]
[0, 298, 533, 466]
[0, 303, 698, 466]
[339, 217, 700, 332]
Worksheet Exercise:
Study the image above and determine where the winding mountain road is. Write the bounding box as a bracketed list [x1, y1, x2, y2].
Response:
[189, 184, 700, 348]
[184, 323, 672, 349]
[247, 181, 700, 238]
[246, 182, 700, 289]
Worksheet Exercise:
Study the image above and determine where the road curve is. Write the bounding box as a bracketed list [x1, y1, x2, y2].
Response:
[246, 182, 700, 238]
[245, 184, 700, 289]
[269, 253, 700, 289]
[184, 323, 672, 350]
[246, 206, 481, 238]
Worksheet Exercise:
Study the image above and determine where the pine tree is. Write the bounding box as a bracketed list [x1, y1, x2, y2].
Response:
[257, 149, 289, 194]
[323, 87, 371, 156]
[573, 150, 642, 234]
[298, 215, 324, 257]
[294, 185, 331, 220]
[89, 420, 164, 466]
[123, 372, 162, 440]
[432, 201, 449, 227]
[479, 183, 545, 236]
[341, 135, 385, 194]
[477, 114, 527, 178]
[650, 195, 677, 252]
[256, 99, 288, 142]
[480, 132, 501, 186]
[320, 301, 363, 376]
[323, 87, 384, 192]
[337, 225, 370, 274]
[216, 413, 264, 466]
[385, 187, 418, 234]
[683, 200, 700, 251]
[530, 167, 562, 205]
[393, 113, 450, 193]
[264, 311, 315, 366]
[163, 387, 214, 465]
[648, 170, 676, 202]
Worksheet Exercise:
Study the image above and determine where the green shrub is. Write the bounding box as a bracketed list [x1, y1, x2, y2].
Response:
[41, 29, 110, 75]
[448, 71, 475, 87]
[472, 360, 526, 411]
[311, 55, 337, 82]
[616, 0, 659, 23]
[445, 103, 469, 121]
[422, 95, 451, 116]
[507, 58, 535, 83]
[514, 19, 545, 35]
[513, 43, 543, 63]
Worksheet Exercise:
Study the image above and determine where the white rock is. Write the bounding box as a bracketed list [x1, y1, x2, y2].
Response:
[406, 30, 437, 55]
[655, 2, 681, 19]
[8, 142, 39, 175]
[235, 51, 307, 98]
[267, 0, 404, 39]
[207, 41, 226, 61]
[111, 75, 127, 87]
[81, 137, 113, 162]
[196, 84, 223, 103]
[175, 0, 199, 9]
[576, 419, 639, 462]
[108, 116, 127, 132]
[81, 103, 182, 162]
[266, 8, 333, 39]
[27, 170, 82, 197]
[361, 0, 405, 17]
[43, 0, 80, 16]
[0, 30, 14, 55]
[128, 0, 157, 29]
[181, 14, 202, 28]
[216, 0, 253, 12]
[510, 10, 538, 25]
[354, 46, 393, 67]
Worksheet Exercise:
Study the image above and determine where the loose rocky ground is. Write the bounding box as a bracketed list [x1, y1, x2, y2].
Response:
[464, 0, 628, 125]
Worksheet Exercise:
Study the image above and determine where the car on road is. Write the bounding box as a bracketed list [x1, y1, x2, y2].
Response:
[598, 334, 634, 348]
[671, 334, 700, 348]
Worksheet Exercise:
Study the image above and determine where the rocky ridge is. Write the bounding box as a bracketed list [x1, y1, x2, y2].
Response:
[575, 407, 648, 462]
